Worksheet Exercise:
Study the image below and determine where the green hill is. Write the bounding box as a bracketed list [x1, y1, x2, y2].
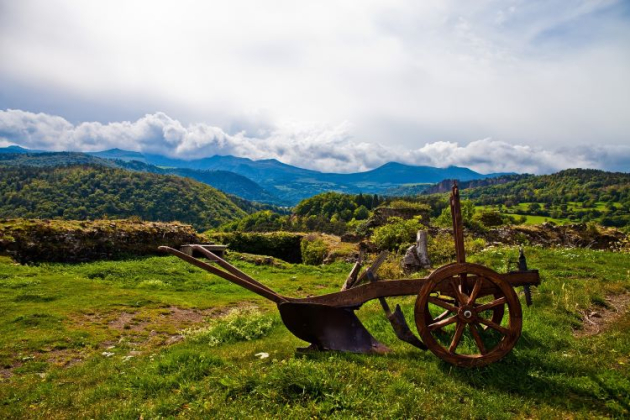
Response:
[0, 152, 280, 204]
[461, 169, 630, 227]
[0, 165, 247, 230]
[3, 146, 511, 205]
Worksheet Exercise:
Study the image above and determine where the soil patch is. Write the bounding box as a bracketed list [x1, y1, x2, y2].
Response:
[575, 293, 630, 337]
[1, 305, 254, 379]
[45, 349, 83, 368]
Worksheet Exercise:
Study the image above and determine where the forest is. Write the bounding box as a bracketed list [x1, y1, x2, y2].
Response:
[0, 165, 246, 231]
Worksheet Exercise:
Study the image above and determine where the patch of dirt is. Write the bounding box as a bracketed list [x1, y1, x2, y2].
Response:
[164, 306, 214, 323]
[45, 349, 83, 368]
[1, 304, 256, 379]
[108, 312, 143, 331]
[0, 366, 17, 380]
[575, 293, 630, 337]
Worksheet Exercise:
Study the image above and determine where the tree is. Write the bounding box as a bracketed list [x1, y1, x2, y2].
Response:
[353, 205, 369, 220]
[528, 203, 541, 214]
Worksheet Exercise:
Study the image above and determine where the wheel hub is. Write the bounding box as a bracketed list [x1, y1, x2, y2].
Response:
[458, 305, 476, 323]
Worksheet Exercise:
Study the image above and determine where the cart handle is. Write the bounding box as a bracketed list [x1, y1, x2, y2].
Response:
[158, 246, 287, 304]
[189, 245, 281, 298]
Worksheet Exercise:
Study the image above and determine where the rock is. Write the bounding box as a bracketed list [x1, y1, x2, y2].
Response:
[362, 206, 431, 233]
[402, 230, 431, 273]
[340, 233, 363, 243]
[482, 223, 627, 250]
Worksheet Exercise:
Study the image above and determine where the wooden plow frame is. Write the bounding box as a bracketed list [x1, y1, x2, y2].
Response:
[160, 183, 540, 367]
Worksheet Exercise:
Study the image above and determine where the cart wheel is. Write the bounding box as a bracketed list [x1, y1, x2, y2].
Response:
[415, 263, 522, 367]
[423, 290, 504, 334]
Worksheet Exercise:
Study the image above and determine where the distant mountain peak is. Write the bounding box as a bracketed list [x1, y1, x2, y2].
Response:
[0, 145, 41, 154]
[0, 144, 515, 205]
[89, 148, 146, 163]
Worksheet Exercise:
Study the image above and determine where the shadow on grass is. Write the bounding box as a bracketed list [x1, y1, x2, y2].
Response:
[439, 331, 629, 416]
[294, 330, 628, 417]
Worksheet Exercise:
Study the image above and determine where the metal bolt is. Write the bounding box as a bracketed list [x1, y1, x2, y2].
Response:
[463, 310, 472, 319]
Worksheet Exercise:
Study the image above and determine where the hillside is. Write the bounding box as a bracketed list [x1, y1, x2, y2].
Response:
[461, 169, 630, 228]
[0, 151, 118, 168]
[422, 174, 531, 194]
[147, 156, 503, 203]
[104, 150, 511, 203]
[0, 165, 247, 230]
[2, 147, 509, 205]
[0, 152, 279, 204]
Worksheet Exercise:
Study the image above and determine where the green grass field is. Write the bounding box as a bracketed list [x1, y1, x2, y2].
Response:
[476, 204, 568, 225]
[1, 247, 629, 418]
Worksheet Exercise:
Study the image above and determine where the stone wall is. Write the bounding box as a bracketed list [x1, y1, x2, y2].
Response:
[0, 219, 203, 263]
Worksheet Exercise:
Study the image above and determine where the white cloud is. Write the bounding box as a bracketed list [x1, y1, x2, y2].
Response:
[0, 1, 629, 150]
[1, 109, 628, 174]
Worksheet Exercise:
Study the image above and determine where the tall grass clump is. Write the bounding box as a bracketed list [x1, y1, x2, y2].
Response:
[183, 308, 275, 346]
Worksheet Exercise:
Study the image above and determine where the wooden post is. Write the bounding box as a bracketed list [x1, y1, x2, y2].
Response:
[341, 250, 364, 291]
[350, 251, 388, 288]
[450, 183, 466, 264]
[416, 230, 431, 268]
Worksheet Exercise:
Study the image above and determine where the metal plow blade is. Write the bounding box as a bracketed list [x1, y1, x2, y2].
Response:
[278, 302, 390, 354]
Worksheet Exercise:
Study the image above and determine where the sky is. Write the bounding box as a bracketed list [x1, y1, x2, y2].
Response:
[0, 0, 629, 174]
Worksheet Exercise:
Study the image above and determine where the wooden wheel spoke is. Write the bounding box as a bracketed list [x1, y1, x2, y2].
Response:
[478, 317, 510, 335]
[469, 324, 487, 355]
[428, 296, 458, 313]
[468, 278, 483, 304]
[450, 279, 468, 305]
[428, 315, 458, 331]
[475, 296, 506, 313]
[432, 310, 451, 324]
[448, 322, 465, 353]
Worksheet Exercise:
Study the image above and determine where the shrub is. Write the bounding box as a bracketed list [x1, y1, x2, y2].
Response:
[300, 236, 328, 265]
[216, 211, 289, 232]
[434, 199, 476, 228]
[205, 232, 303, 263]
[427, 231, 456, 266]
[371, 217, 423, 251]
[386, 200, 431, 211]
[474, 210, 512, 227]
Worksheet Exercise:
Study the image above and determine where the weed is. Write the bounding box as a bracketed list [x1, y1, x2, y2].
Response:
[183, 308, 275, 346]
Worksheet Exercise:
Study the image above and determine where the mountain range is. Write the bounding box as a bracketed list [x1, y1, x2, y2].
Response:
[1, 145, 513, 205]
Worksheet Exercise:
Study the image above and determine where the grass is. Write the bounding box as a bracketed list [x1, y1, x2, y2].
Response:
[517, 214, 565, 225]
[476, 204, 568, 225]
[0, 247, 629, 418]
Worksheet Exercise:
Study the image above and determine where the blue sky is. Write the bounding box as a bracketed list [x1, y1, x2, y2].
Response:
[0, 0, 629, 173]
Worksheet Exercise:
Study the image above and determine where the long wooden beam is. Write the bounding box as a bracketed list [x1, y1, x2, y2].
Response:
[291, 271, 540, 308]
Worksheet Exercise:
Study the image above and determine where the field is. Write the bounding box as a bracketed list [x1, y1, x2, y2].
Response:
[476, 204, 566, 225]
[1, 247, 629, 418]
[477, 201, 626, 227]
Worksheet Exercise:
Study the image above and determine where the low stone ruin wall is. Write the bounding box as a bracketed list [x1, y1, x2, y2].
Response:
[0, 219, 203, 263]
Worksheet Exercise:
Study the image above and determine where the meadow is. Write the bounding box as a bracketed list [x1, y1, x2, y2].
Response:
[0, 246, 629, 419]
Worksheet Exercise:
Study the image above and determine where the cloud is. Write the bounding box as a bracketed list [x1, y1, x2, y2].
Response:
[0, 1, 629, 150]
[1, 109, 628, 174]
